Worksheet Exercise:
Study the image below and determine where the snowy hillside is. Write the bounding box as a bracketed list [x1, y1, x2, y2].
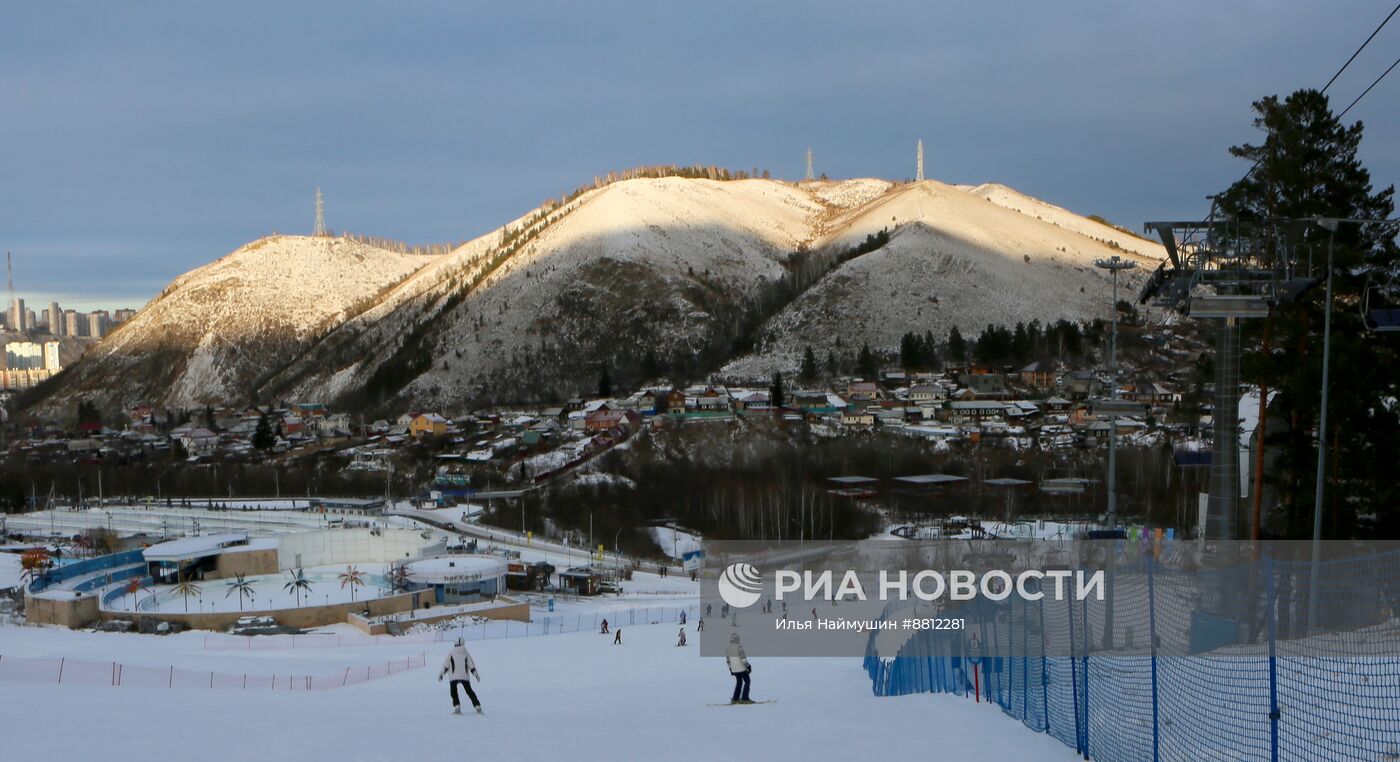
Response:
[962, 183, 1162, 259]
[45, 236, 431, 409]
[725, 180, 1161, 378]
[37, 174, 1165, 412]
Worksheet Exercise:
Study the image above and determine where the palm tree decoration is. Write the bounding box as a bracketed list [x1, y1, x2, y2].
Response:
[225, 574, 256, 611]
[386, 561, 410, 593]
[171, 575, 202, 613]
[338, 565, 365, 602]
[124, 577, 143, 611]
[283, 568, 314, 607]
[19, 549, 52, 588]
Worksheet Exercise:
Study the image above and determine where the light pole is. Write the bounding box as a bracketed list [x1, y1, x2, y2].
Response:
[1094, 255, 1136, 527]
[1307, 222, 1339, 633]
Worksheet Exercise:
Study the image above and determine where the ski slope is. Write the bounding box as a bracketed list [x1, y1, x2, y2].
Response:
[0, 621, 1079, 761]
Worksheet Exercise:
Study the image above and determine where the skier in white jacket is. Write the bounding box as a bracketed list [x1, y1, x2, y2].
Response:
[727, 633, 752, 704]
[438, 638, 482, 714]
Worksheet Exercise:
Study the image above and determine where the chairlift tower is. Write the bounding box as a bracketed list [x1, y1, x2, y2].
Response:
[1139, 217, 1321, 541]
[1093, 255, 1136, 527]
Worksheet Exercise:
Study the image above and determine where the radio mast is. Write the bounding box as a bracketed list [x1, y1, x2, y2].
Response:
[313, 187, 327, 236]
[804, 147, 814, 182]
[916, 139, 925, 181]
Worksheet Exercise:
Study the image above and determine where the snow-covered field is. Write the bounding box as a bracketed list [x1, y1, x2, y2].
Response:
[0, 620, 1078, 761]
[0, 552, 21, 591]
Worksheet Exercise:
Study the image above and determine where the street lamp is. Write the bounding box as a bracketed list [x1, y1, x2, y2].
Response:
[1093, 255, 1137, 527]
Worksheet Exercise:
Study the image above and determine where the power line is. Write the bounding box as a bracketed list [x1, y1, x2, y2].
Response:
[1321, 2, 1400, 94]
[1203, 3, 1400, 222]
[1338, 53, 1400, 118]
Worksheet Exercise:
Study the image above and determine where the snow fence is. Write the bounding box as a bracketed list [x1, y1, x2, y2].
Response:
[0, 652, 426, 690]
[864, 551, 1400, 761]
[202, 603, 700, 650]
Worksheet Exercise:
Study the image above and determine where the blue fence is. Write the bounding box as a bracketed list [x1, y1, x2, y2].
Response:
[28, 550, 146, 593]
[865, 548, 1400, 761]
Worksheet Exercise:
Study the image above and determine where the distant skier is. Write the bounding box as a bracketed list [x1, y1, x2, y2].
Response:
[706, 604, 713, 617]
[727, 633, 753, 704]
[679, 611, 687, 625]
[613, 628, 623, 645]
[438, 637, 482, 714]
[600, 618, 609, 634]
[677, 627, 687, 647]
[697, 618, 705, 631]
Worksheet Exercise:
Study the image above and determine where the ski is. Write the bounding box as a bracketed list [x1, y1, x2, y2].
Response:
[707, 700, 777, 706]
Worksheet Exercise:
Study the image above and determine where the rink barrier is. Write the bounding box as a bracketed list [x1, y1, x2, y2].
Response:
[864, 551, 1400, 762]
[0, 651, 427, 690]
[203, 603, 702, 650]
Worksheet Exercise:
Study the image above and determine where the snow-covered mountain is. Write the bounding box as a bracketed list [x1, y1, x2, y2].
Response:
[44, 235, 430, 410]
[37, 176, 1163, 412]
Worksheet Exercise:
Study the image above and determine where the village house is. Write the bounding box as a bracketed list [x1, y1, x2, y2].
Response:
[584, 404, 627, 431]
[665, 388, 687, 413]
[840, 407, 876, 427]
[960, 373, 1010, 399]
[944, 400, 1007, 424]
[846, 381, 880, 401]
[1058, 370, 1104, 400]
[409, 413, 449, 438]
[908, 383, 946, 404]
[1019, 361, 1059, 389]
[176, 426, 220, 457]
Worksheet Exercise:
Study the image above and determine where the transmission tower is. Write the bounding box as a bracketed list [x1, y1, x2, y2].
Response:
[805, 147, 814, 182]
[916, 139, 925, 182]
[313, 187, 327, 237]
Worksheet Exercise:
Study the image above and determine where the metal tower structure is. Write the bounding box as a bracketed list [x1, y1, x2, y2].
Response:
[313, 187, 327, 236]
[1139, 217, 1321, 540]
[916, 139, 924, 182]
[1094, 255, 1136, 527]
[805, 147, 814, 182]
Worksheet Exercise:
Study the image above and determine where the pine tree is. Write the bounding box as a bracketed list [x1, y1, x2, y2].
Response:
[856, 343, 878, 380]
[800, 347, 818, 383]
[1217, 88, 1398, 538]
[769, 372, 786, 409]
[597, 366, 612, 398]
[947, 326, 967, 363]
[252, 413, 275, 450]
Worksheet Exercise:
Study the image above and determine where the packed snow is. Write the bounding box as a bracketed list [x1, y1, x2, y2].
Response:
[0, 552, 21, 591]
[0, 619, 1080, 761]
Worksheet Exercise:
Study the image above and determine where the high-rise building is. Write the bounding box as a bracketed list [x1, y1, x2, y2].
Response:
[25, 307, 36, 332]
[5, 341, 43, 370]
[49, 302, 63, 336]
[114, 308, 136, 323]
[88, 311, 108, 339]
[43, 340, 61, 370]
[65, 309, 83, 337]
[8, 297, 25, 333]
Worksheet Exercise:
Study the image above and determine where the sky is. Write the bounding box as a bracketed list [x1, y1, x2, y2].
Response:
[3, 1, 1398, 311]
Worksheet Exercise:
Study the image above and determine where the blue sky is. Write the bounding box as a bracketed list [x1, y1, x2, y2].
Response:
[3, 1, 1398, 310]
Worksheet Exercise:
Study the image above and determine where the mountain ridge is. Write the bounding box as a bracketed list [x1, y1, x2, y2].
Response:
[30, 175, 1163, 415]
